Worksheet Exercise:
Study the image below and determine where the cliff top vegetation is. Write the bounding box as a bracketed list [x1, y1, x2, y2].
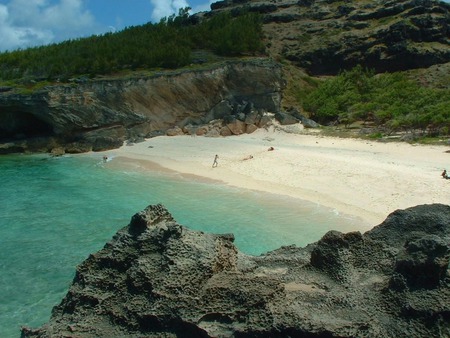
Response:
[0, 8, 264, 83]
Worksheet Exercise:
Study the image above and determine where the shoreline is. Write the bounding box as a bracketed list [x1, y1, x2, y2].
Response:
[105, 128, 450, 227]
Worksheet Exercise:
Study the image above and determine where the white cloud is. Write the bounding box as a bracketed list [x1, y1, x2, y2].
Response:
[190, 1, 214, 14]
[0, 0, 96, 52]
[149, 0, 189, 22]
[0, 5, 41, 50]
[149, 0, 215, 22]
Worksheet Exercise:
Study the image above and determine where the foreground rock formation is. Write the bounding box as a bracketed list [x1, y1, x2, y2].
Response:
[0, 59, 284, 154]
[22, 204, 450, 337]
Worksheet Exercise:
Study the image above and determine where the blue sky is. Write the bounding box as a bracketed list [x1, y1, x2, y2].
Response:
[1, 0, 449, 52]
[0, 0, 213, 52]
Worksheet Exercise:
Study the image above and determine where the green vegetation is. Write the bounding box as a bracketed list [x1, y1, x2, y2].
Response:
[302, 65, 450, 137]
[0, 8, 263, 83]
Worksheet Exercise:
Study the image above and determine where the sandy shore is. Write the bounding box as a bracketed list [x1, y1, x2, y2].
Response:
[106, 127, 450, 227]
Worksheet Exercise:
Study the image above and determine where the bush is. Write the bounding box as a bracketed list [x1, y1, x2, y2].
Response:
[302, 66, 450, 136]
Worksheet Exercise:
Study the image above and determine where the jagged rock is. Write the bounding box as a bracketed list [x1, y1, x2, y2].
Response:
[220, 126, 233, 136]
[245, 124, 258, 134]
[393, 235, 450, 289]
[275, 123, 305, 134]
[166, 126, 184, 136]
[226, 118, 247, 135]
[244, 110, 260, 125]
[288, 108, 321, 128]
[300, 116, 320, 129]
[196, 126, 209, 136]
[207, 100, 234, 121]
[182, 124, 200, 136]
[205, 128, 221, 137]
[22, 203, 450, 338]
[275, 111, 299, 125]
[257, 114, 273, 128]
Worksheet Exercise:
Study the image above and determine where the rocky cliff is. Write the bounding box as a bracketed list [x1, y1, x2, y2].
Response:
[205, 0, 450, 75]
[22, 203, 450, 338]
[1, 0, 449, 154]
[0, 59, 284, 154]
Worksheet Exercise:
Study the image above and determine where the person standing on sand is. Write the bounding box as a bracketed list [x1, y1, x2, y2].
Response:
[212, 154, 219, 168]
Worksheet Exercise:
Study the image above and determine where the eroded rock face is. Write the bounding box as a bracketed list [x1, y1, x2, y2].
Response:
[202, 0, 450, 75]
[0, 59, 284, 154]
[22, 203, 450, 338]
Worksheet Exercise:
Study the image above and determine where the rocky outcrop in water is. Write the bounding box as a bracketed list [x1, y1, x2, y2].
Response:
[203, 0, 450, 75]
[0, 59, 284, 154]
[21, 203, 450, 338]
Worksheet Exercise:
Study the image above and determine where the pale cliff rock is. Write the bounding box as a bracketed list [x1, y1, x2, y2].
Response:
[0, 58, 284, 154]
[22, 203, 450, 338]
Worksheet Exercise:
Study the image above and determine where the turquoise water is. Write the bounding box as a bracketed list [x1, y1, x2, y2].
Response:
[0, 153, 367, 337]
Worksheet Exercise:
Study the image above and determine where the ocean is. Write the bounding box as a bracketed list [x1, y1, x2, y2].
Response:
[0, 153, 367, 337]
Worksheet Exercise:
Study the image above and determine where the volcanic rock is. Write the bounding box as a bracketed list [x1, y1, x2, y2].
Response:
[21, 203, 450, 337]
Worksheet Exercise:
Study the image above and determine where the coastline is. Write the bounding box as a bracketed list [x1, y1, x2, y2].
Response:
[105, 128, 450, 227]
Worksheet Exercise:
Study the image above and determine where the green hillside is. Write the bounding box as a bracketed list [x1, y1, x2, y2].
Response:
[0, 9, 263, 82]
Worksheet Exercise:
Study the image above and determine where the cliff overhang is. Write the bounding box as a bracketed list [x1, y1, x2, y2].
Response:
[0, 58, 285, 154]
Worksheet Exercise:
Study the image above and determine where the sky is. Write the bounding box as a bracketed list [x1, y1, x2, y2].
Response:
[1, 0, 449, 53]
[0, 0, 214, 52]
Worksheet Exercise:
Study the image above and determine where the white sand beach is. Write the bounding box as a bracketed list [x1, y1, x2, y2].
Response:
[107, 127, 450, 228]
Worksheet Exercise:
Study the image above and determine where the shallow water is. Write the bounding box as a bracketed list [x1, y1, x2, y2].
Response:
[0, 153, 368, 337]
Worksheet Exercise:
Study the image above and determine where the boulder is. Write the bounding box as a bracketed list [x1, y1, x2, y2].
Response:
[205, 128, 221, 137]
[182, 124, 198, 135]
[166, 126, 184, 136]
[196, 126, 209, 136]
[220, 126, 233, 136]
[226, 118, 247, 135]
[244, 110, 260, 125]
[246, 124, 258, 134]
[257, 114, 273, 128]
[275, 111, 299, 125]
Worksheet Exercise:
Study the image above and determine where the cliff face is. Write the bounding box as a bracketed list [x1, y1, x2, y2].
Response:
[22, 203, 450, 338]
[1, 0, 449, 154]
[205, 0, 450, 75]
[0, 59, 284, 154]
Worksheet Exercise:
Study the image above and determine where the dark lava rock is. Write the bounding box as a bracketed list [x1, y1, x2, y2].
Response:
[22, 204, 450, 337]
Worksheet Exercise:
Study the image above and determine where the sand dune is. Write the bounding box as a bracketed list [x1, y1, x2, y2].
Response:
[107, 127, 450, 227]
